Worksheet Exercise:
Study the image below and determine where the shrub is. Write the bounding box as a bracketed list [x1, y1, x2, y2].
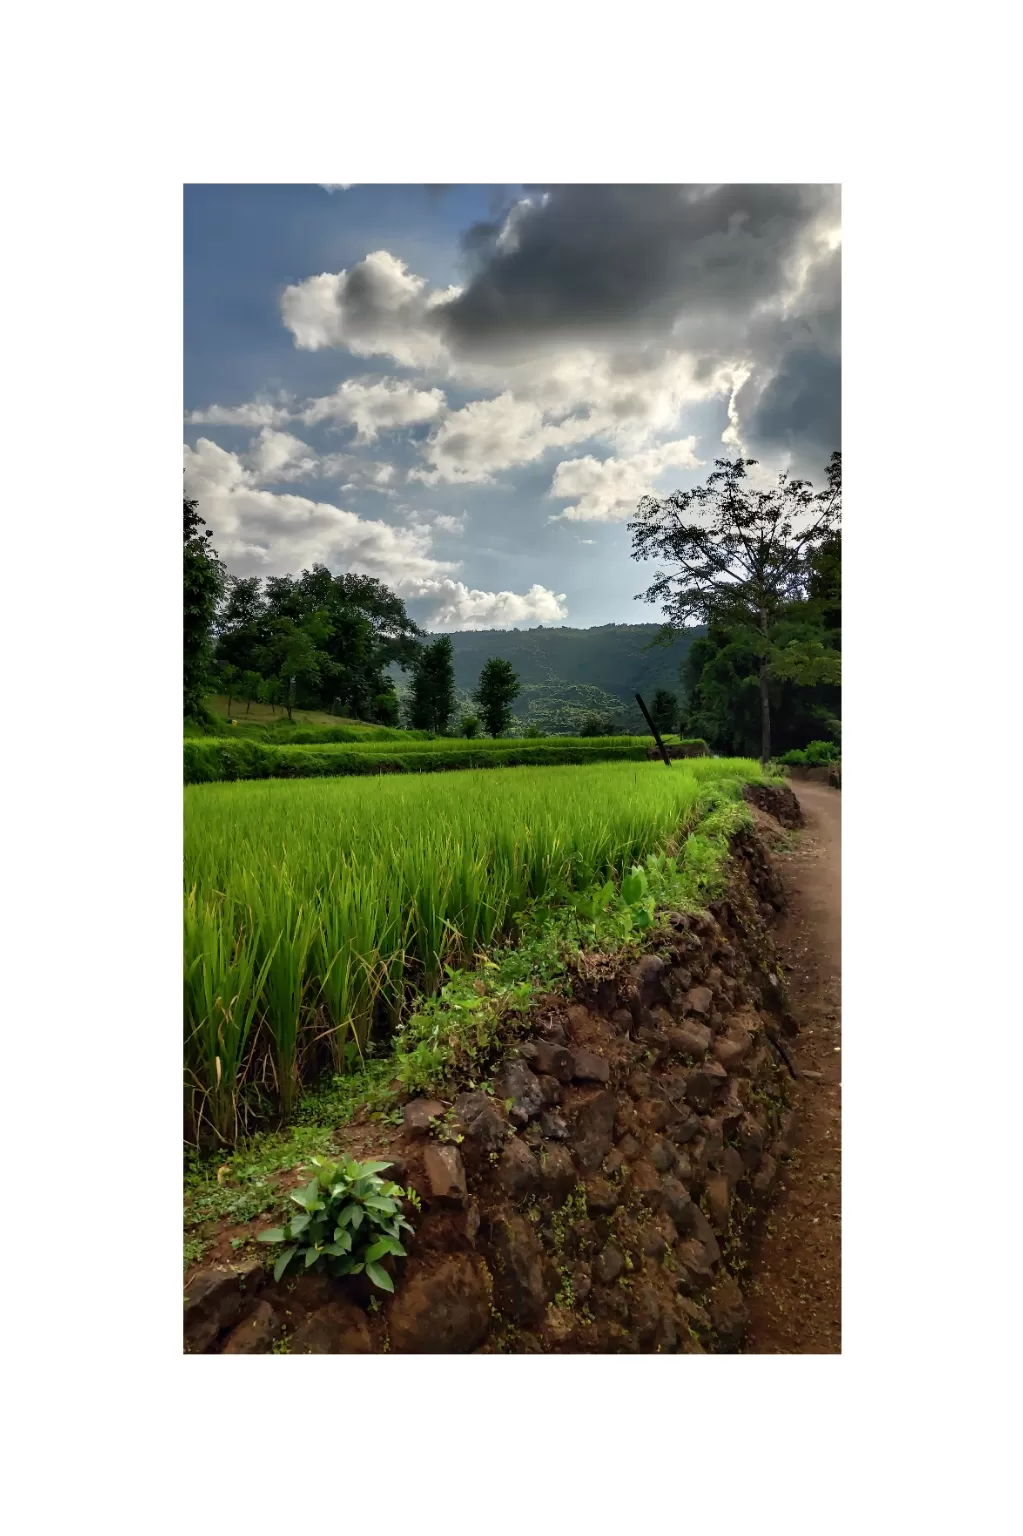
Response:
[460, 713, 480, 739]
[257, 1155, 416, 1290]
[777, 739, 839, 767]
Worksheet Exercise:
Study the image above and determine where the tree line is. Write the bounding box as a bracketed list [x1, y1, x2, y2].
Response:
[184, 498, 523, 736]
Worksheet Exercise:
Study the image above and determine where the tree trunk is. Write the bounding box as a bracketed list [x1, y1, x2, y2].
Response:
[245, 699, 252, 712]
[226, 694, 233, 718]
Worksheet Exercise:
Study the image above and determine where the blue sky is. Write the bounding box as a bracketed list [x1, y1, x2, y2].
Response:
[184, 184, 840, 630]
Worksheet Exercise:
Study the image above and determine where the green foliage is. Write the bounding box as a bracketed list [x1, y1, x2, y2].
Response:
[460, 713, 481, 739]
[184, 498, 225, 720]
[406, 635, 457, 733]
[777, 739, 840, 766]
[257, 1156, 415, 1290]
[648, 689, 678, 736]
[473, 657, 522, 737]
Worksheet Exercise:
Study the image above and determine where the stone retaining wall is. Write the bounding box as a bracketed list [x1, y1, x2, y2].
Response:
[185, 799, 802, 1355]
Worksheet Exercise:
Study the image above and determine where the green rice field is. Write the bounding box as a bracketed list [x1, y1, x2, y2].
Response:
[184, 757, 763, 1144]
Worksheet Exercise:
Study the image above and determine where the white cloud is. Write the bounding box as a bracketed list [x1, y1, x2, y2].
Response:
[299, 377, 446, 441]
[280, 251, 457, 367]
[320, 184, 353, 192]
[548, 438, 702, 523]
[432, 512, 467, 534]
[186, 396, 294, 428]
[247, 428, 322, 483]
[416, 579, 568, 631]
[411, 392, 597, 485]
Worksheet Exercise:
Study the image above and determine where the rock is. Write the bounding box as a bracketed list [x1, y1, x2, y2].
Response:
[647, 1136, 677, 1174]
[291, 1301, 372, 1355]
[183, 1261, 265, 1353]
[452, 1091, 507, 1152]
[668, 1110, 703, 1146]
[376, 1156, 408, 1188]
[677, 1296, 711, 1330]
[634, 1097, 671, 1130]
[489, 1216, 552, 1324]
[387, 1255, 491, 1353]
[738, 1116, 766, 1171]
[753, 1153, 779, 1195]
[616, 1133, 642, 1160]
[627, 1070, 653, 1100]
[628, 1159, 662, 1203]
[571, 1263, 593, 1304]
[536, 1074, 562, 1107]
[220, 1300, 281, 1354]
[464, 1200, 481, 1243]
[673, 1151, 694, 1187]
[705, 1173, 731, 1232]
[572, 1048, 610, 1084]
[658, 1177, 695, 1233]
[721, 1146, 745, 1188]
[641, 1226, 667, 1261]
[675, 1239, 717, 1291]
[539, 1142, 577, 1204]
[602, 1148, 625, 1178]
[569, 1089, 616, 1172]
[684, 986, 714, 1017]
[696, 1121, 724, 1169]
[496, 1135, 540, 1199]
[713, 1029, 754, 1071]
[585, 1177, 618, 1216]
[402, 1098, 445, 1137]
[631, 955, 667, 995]
[529, 1041, 575, 1081]
[593, 1244, 625, 1284]
[422, 1144, 467, 1204]
[523, 1121, 543, 1149]
[538, 1108, 570, 1141]
[493, 1060, 545, 1125]
[610, 1008, 635, 1034]
[708, 1274, 748, 1349]
[666, 1022, 712, 1059]
[684, 1062, 728, 1113]
[289, 1271, 335, 1313]
[538, 1017, 569, 1045]
[565, 1004, 595, 1034]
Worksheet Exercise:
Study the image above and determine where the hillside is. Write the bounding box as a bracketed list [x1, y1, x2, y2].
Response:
[430, 623, 702, 734]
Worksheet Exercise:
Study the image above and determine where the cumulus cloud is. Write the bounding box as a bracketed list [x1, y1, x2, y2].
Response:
[410, 392, 600, 485]
[549, 438, 703, 523]
[417, 578, 568, 630]
[187, 395, 294, 428]
[299, 377, 446, 441]
[280, 250, 457, 367]
[431, 512, 467, 534]
[247, 428, 322, 483]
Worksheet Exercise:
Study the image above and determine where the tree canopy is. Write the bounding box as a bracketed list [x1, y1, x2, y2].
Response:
[473, 657, 522, 738]
[183, 496, 225, 720]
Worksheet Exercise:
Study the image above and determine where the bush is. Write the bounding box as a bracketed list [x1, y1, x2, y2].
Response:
[257, 1155, 417, 1290]
[460, 714, 480, 739]
[777, 739, 839, 767]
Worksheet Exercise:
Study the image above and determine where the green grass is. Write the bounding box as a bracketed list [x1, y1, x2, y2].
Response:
[184, 757, 766, 1146]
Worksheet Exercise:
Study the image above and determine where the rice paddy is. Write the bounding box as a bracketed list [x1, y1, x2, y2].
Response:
[184, 757, 764, 1144]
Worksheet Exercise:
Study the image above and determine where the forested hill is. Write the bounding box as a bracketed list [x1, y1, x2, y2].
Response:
[438, 624, 702, 734]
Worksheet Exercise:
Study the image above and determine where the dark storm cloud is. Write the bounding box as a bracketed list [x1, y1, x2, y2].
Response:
[438, 184, 841, 468]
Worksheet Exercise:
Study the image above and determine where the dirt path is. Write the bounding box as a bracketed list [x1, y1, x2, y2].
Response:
[745, 781, 841, 1354]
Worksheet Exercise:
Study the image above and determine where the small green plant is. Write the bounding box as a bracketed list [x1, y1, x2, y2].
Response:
[257, 1155, 414, 1291]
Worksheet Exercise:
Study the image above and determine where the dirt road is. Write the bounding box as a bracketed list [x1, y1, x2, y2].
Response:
[745, 781, 842, 1354]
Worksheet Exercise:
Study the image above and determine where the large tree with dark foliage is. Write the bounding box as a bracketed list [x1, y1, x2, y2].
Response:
[406, 635, 457, 733]
[630, 453, 841, 761]
[183, 496, 225, 720]
[473, 657, 521, 738]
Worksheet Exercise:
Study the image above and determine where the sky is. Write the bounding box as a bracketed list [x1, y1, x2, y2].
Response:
[184, 184, 841, 631]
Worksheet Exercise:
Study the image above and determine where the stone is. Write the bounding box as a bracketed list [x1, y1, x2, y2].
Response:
[539, 1142, 577, 1204]
[452, 1091, 507, 1152]
[572, 1047, 611, 1084]
[677, 1296, 711, 1330]
[666, 1022, 712, 1059]
[634, 1097, 671, 1131]
[705, 1174, 731, 1232]
[713, 1028, 754, 1071]
[493, 1059, 545, 1125]
[565, 1004, 595, 1034]
[402, 1098, 445, 1137]
[684, 1062, 728, 1113]
[523, 1121, 543, 1149]
[183, 1261, 265, 1354]
[675, 1239, 717, 1291]
[641, 1226, 667, 1261]
[631, 954, 666, 990]
[538, 1108, 570, 1141]
[291, 1301, 372, 1355]
[593, 1244, 625, 1284]
[422, 1143, 467, 1204]
[738, 1116, 766, 1171]
[570, 1089, 616, 1172]
[602, 1148, 625, 1178]
[464, 1200, 481, 1243]
[753, 1154, 779, 1196]
[529, 1041, 575, 1081]
[627, 1069, 653, 1100]
[628, 1159, 662, 1203]
[673, 1151, 694, 1187]
[496, 1135, 540, 1199]
[658, 1177, 695, 1233]
[489, 1215, 552, 1324]
[616, 1132, 642, 1160]
[610, 1008, 635, 1034]
[536, 1074, 562, 1107]
[387, 1255, 491, 1354]
[684, 986, 714, 1017]
[376, 1156, 408, 1188]
[220, 1300, 281, 1355]
[647, 1136, 677, 1174]
[668, 1110, 702, 1147]
[708, 1274, 748, 1350]
[537, 1018, 569, 1045]
[585, 1177, 618, 1216]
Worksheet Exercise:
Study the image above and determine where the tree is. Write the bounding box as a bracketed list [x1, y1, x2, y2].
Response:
[406, 636, 456, 734]
[460, 713, 481, 739]
[240, 671, 262, 713]
[473, 657, 521, 738]
[270, 612, 332, 721]
[630, 453, 841, 762]
[183, 496, 224, 719]
[218, 662, 241, 718]
[649, 688, 678, 737]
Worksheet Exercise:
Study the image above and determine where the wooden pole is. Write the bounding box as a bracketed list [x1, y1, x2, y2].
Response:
[635, 693, 672, 767]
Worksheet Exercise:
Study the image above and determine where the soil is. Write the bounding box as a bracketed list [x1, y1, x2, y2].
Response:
[744, 781, 841, 1354]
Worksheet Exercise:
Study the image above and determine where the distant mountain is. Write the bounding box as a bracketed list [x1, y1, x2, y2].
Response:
[397, 623, 703, 734]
